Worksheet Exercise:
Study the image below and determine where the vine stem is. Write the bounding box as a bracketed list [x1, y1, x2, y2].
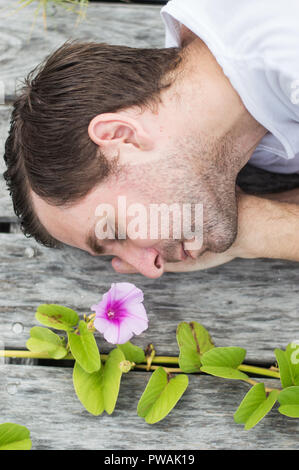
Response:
[243, 378, 278, 393]
[238, 364, 280, 379]
[0, 350, 281, 379]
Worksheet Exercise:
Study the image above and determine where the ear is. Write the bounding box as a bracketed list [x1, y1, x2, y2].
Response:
[88, 113, 154, 155]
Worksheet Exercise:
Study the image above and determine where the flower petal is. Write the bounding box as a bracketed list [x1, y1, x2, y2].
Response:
[114, 321, 134, 344]
[109, 282, 144, 309]
[94, 317, 120, 344]
[122, 312, 148, 336]
[92, 282, 148, 344]
[90, 289, 111, 315]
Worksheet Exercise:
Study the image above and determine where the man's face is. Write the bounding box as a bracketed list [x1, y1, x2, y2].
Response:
[31, 127, 239, 279]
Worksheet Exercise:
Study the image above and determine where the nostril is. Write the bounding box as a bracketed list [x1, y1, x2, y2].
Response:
[154, 254, 162, 270]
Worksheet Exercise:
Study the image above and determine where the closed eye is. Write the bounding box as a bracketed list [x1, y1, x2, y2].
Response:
[86, 219, 127, 256]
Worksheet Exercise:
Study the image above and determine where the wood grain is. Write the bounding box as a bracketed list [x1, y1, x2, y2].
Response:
[1, 233, 298, 364]
[1, 365, 298, 450]
[0, 0, 165, 218]
[1, 1, 299, 450]
[0, 1, 165, 101]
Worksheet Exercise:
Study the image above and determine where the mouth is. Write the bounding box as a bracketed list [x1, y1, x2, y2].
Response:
[157, 243, 197, 263]
[180, 242, 189, 261]
[182, 242, 202, 260]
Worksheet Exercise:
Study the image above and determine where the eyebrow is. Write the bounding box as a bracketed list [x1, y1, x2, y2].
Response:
[85, 219, 122, 255]
[85, 227, 106, 255]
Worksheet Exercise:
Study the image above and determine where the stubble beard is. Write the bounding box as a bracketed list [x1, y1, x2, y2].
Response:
[121, 131, 240, 262]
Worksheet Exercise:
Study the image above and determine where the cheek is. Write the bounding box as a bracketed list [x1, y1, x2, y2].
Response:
[127, 237, 158, 249]
[205, 204, 238, 252]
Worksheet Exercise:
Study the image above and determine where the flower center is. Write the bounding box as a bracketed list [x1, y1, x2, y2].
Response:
[107, 309, 115, 319]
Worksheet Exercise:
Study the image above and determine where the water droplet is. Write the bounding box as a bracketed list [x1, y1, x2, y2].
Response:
[25, 247, 35, 258]
[12, 322, 24, 335]
[6, 382, 20, 395]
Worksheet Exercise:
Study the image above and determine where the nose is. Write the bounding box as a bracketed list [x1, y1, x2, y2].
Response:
[112, 245, 164, 279]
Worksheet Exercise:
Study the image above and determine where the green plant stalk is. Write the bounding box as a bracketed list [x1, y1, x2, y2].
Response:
[0, 350, 281, 379]
[238, 363, 280, 379]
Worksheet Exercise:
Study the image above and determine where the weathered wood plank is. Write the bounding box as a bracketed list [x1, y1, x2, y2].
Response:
[0, 176, 16, 222]
[0, 106, 10, 168]
[0, 1, 165, 101]
[1, 233, 298, 363]
[0, 1, 164, 218]
[0, 365, 297, 450]
[0, 105, 16, 220]
[1, 1, 299, 366]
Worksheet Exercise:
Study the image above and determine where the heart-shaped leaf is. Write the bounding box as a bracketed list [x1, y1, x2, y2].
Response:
[0, 423, 31, 450]
[73, 348, 125, 416]
[275, 348, 293, 388]
[102, 348, 125, 414]
[117, 341, 145, 364]
[36, 304, 79, 332]
[73, 362, 104, 416]
[277, 386, 299, 417]
[26, 326, 67, 359]
[68, 321, 101, 373]
[176, 321, 214, 373]
[275, 343, 299, 388]
[234, 383, 279, 430]
[137, 367, 188, 424]
[200, 347, 248, 380]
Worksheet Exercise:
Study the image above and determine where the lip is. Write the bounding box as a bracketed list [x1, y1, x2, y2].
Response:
[182, 243, 199, 260]
[185, 249, 197, 260]
[180, 242, 189, 261]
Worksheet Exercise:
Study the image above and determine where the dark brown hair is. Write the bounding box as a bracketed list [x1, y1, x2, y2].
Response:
[3, 40, 183, 248]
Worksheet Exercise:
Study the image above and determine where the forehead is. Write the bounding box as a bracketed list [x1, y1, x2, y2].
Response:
[30, 183, 119, 250]
[29, 177, 150, 251]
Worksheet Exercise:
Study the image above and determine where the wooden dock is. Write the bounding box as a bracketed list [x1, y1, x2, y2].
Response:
[1, 0, 299, 450]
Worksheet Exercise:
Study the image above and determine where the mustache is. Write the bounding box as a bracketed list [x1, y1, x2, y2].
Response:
[158, 239, 183, 262]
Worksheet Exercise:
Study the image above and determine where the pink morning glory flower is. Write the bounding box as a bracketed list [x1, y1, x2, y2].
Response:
[91, 282, 149, 344]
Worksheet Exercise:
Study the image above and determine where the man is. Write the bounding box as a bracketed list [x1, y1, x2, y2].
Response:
[3, 0, 299, 278]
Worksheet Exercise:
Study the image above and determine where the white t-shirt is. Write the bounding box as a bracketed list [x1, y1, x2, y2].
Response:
[160, 0, 299, 174]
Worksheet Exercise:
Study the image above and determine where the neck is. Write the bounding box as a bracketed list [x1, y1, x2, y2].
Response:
[174, 37, 267, 170]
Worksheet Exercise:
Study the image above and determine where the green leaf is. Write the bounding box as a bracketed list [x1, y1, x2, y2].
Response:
[275, 348, 293, 388]
[200, 347, 248, 380]
[201, 347, 246, 368]
[137, 367, 167, 419]
[200, 366, 249, 380]
[35, 304, 79, 331]
[278, 405, 299, 417]
[68, 321, 101, 373]
[234, 383, 266, 424]
[244, 390, 279, 430]
[117, 341, 145, 363]
[277, 386, 299, 417]
[234, 383, 279, 430]
[102, 348, 125, 415]
[0, 423, 32, 450]
[275, 342, 299, 388]
[73, 361, 104, 416]
[137, 367, 188, 424]
[286, 343, 299, 385]
[176, 321, 214, 373]
[278, 385, 299, 405]
[26, 326, 67, 359]
[274, 344, 299, 388]
[72, 348, 125, 416]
